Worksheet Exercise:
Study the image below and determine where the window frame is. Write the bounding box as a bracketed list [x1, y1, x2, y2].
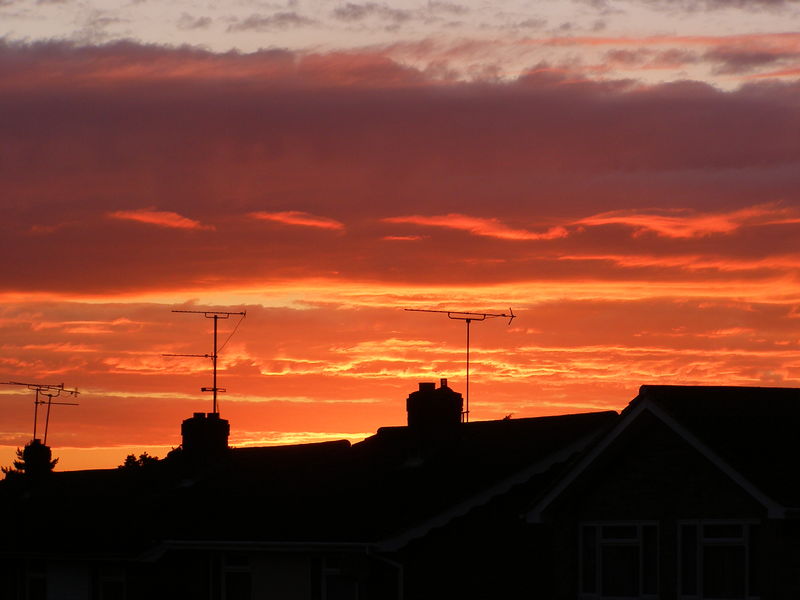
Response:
[321, 555, 360, 600]
[221, 552, 252, 600]
[579, 521, 660, 600]
[94, 565, 126, 600]
[677, 519, 760, 600]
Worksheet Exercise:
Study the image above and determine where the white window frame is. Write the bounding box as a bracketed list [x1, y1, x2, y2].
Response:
[579, 521, 659, 600]
[322, 556, 360, 600]
[678, 519, 760, 600]
[221, 552, 252, 600]
[95, 565, 126, 600]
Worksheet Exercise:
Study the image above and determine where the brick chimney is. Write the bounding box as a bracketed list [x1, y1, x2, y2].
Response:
[181, 412, 230, 458]
[406, 378, 463, 433]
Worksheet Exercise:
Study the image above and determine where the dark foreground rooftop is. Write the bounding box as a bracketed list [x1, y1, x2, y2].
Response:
[0, 406, 617, 558]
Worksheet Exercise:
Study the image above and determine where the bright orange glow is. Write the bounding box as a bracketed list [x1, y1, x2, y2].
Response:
[249, 211, 345, 230]
[384, 214, 568, 241]
[576, 204, 799, 239]
[2, 40, 800, 472]
[108, 209, 214, 230]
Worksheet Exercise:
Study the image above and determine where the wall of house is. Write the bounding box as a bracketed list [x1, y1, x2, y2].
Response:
[0, 549, 397, 600]
[765, 519, 800, 600]
[399, 481, 558, 600]
[0, 560, 23, 599]
[545, 411, 770, 600]
[251, 553, 311, 599]
[46, 562, 91, 600]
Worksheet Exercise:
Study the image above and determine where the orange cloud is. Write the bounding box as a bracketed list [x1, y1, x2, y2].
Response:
[250, 211, 345, 231]
[384, 214, 568, 241]
[108, 209, 214, 230]
[383, 235, 425, 241]
[558, 253, 800, 273]
[576, 204, 797, 238]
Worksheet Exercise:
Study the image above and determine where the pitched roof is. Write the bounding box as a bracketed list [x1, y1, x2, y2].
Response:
[634, 385, 800, 509]
[0, 410, 617, 557]
[527, 384, 800, 522]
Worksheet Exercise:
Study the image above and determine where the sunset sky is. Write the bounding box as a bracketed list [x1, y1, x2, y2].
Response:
[2, 0, 800, 470]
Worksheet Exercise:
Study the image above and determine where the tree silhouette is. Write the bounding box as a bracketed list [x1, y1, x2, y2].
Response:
[118, 452, 160, 469]
[1, 440, 58, 480]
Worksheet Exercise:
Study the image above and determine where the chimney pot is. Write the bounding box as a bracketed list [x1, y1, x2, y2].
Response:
[440, 378, 448, 388]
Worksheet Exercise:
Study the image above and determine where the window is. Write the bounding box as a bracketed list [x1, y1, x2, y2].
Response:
[679, 521, 760, 600]
[580, 522, 658, 599]
[222, 553, 252, 600]
[25, 562, 46, 600]
[322, 556, 359, 600]
[95, 566, 126, 600]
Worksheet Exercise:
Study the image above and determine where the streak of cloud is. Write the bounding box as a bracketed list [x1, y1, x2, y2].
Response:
[250, 211, 345, 231]
[384, 214, 569, 241]
[227, 12, 316, 32]
[107, 209, 215, 231]
[576, 204, 798, 238]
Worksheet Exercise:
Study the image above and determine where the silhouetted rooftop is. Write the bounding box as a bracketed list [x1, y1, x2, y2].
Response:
[0, 410, 617, 558]
[634, 385, 800, 508]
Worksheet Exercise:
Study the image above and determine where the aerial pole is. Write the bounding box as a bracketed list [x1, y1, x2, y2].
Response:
[404, 308, 515, 422]
[1, 381, 80, 442]
[164, 309, 246, 414]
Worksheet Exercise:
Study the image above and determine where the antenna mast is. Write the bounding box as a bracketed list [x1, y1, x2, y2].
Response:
[164, 310, 246, 414]
[0, 381, 80, 443]
[404, 308, 515, 422]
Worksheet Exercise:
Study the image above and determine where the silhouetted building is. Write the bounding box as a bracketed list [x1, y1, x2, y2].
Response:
[181, 411, 230, 459]
[405, 378, 463, 449]
[406, 379, 462, 429]
[3, 384, 800, 598]
[527, 385, 800, 600]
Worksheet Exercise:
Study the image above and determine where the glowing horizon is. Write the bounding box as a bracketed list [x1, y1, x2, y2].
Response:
[2, 0, 800, 471]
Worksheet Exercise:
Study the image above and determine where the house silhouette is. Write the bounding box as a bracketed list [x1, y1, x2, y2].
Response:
[1, 382, 798, 599]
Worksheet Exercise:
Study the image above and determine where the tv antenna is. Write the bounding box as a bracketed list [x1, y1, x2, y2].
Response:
[1, 381, 80, 444]
[404, 308, 515, 422]
[163, 309, 246, 414]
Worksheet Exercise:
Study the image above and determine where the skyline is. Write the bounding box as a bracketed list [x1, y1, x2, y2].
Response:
[2, 0, 800, 470]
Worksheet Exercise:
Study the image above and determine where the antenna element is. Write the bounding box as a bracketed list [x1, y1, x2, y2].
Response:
[404, 308, 515, 422]
[1, 381, 80, 444]
[164, 310, 246, 413]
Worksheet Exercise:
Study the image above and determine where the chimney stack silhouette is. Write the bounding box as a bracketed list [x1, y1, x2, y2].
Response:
[181, 412, 229, 458]
[406, 379, 463, 435]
